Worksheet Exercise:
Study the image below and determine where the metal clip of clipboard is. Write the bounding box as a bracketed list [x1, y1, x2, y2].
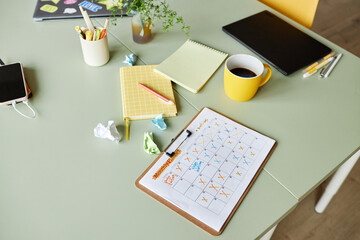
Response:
[165, 129, 192, 157]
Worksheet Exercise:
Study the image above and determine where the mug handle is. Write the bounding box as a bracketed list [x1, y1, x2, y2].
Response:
[259, 64, 272, 87]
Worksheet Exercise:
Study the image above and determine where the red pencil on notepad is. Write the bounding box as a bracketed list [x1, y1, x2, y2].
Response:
[138, 82, 174, 105]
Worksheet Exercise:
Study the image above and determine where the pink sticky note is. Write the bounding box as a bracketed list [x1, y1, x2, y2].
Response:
[64, 0, 77, 5]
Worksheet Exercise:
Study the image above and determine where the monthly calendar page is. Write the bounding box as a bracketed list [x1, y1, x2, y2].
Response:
[138, 108, 276, 232]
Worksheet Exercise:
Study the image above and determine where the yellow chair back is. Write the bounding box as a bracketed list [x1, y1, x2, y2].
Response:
[258, 0, 319, 28]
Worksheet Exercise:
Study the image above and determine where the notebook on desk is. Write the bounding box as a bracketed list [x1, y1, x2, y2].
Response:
[120, 65, 177, 120]
[222, 10, 332, 75]
[154, 40, 228, 93]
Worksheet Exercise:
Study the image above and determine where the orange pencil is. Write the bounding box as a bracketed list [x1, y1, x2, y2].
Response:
[99, 18, 109, 39]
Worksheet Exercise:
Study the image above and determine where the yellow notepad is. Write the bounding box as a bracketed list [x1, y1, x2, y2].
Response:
[120, 65, 177, 120]
[154, 39, 228, 93]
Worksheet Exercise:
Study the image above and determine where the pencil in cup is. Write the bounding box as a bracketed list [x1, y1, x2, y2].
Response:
[79, 28, 110, 67]
[100, 18, 109, 39]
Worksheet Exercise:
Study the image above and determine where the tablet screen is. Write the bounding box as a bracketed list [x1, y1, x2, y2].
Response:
[0, 63, 27, 103]
[222, 11, 332, 75]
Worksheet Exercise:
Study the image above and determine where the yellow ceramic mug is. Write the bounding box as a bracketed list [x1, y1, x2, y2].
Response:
[224, 54, 272, 101]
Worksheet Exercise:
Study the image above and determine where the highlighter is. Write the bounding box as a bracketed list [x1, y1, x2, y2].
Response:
[85, 30, 93, 41]
[95, 28, 101, 41]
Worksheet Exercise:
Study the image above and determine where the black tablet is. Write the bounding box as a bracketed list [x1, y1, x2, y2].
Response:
[222, 11, 332, 75]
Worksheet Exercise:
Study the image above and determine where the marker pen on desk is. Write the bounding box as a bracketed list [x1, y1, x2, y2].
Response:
[303, 57, 334, 78]
[320, 57, 336, 78]
[303, 52, 335, 72]
[324, 53, 342, 78]
[138, 82, 174, 105]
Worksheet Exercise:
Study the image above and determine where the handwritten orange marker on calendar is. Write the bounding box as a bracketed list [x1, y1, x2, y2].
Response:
[138, 82, 174, 105]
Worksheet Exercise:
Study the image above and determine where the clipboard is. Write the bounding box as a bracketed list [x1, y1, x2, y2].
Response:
[136, 107, 277, 235]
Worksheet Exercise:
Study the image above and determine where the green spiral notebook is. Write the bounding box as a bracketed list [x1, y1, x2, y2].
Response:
[154, 40, 228, 93]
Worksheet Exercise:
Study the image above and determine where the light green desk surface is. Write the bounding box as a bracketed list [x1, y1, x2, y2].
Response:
[101, 0, 360, 200]
[0, 0, 298, 239]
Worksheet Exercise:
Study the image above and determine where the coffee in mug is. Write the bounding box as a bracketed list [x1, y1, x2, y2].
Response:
[230, 67, 257, 78]
[224, 54, 272, 101]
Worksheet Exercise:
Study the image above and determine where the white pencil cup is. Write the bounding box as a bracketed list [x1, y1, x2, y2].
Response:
[79, 32, 110, 67]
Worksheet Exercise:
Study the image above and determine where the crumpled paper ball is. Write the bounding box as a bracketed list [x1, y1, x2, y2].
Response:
[123, 53, 137, 66]
[151, 114, 167, 130]
[94, 120, 121, 142]
[144, 132, 161, 154]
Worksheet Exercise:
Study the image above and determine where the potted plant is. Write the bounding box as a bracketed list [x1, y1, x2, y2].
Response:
[96, 0, 190, 44]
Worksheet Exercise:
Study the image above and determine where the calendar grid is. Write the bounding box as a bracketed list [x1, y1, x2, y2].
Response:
[164, 117, 266, 215]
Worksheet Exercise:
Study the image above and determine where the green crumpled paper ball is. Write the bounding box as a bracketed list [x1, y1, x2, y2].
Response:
[143, 132, 161, 155]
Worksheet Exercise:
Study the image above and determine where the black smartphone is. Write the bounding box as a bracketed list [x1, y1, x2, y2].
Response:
[0, 63, 29, 105]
